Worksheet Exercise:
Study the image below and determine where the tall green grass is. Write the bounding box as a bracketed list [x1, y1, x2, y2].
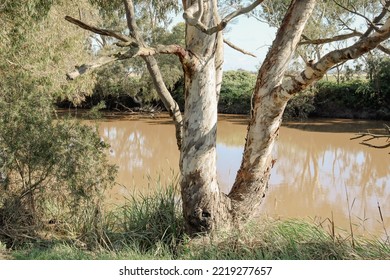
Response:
[182, 220, 390, 260]
[105, 185, 184, 258]
[6, 186, 390, 260]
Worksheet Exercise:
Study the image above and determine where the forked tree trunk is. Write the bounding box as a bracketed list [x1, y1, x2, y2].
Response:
[180, 0, 316, 234]
[66, 0, 390, 236]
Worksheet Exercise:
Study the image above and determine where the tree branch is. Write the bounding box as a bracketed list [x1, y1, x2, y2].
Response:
[66, 55, 122, 80]
[332, 0, 382, 33]
[299, 31, 361, 45]
[377, 43, 390, 55]
[65, 16, 133, 44]
[66, 43, 189, 80]
[361, 0, 390, 37]
[66, 0, 184, 149]
[279, 15, 390, 99]
[122, 0, 144, 44]
[223, 39, 256, 57]
[184, 0, 264, 35]
[122, 0, 183, 150]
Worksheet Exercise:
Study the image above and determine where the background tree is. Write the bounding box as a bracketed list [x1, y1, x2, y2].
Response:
[88, 22, 186, 110]
[67, 0, 390, 235]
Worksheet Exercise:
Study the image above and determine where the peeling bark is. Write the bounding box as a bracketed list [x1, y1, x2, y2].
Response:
[180, 0, 231, 234]
[280, 16, 390, 98]
[229, 0, 317, 222]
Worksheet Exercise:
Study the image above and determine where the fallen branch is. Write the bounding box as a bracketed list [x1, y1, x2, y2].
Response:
[350, 124, 390, 150]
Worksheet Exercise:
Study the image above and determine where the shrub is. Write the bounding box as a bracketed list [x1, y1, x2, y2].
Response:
[284, 89, 316, 119]
[0, 90, 117, 246]
[313, 80, 386, 118]
[219, 70, 256, 114]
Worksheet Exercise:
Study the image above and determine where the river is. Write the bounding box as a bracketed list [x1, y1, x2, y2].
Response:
[96, 113, 389, 238]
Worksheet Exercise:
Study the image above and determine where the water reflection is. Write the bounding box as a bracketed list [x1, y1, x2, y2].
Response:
[98, 114, 390, 238]
[263, 126, 390, 238]
[98, 116, 180, 203]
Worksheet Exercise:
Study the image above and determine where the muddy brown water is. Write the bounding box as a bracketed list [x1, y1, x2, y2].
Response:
[96, 113, 389, 238]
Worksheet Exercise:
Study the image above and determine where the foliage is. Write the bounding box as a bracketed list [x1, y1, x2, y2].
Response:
[0, 1, 120, 247]
[314, 78, 389, 119]
[170, 77, 185, 111]
[89, 0, 179, 28]
[283, 90, 316, 119]
[370, 57, 390, 105]
[0, 89, 117, 246]
[219, 70, 256, 114]
[0, 0, 99, 104]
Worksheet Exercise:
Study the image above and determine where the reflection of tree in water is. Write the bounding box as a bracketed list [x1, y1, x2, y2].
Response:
[98, 118, 180, 191]
[102, 125, 151, 173]
[268, 126, 390, 236]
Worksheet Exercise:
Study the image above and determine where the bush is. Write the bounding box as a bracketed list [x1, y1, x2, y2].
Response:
[284, 89, 316, 119]
[0, 90, 117, 246]
[219, 70, 256, 114]
[313, 79, 388, 119]
[372, 58, 390, 107]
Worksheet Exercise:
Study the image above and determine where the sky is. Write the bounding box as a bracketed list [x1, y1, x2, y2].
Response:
[222, 16, 277, 71]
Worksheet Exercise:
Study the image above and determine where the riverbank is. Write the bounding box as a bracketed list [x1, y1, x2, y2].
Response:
[1, 187, 389, 260]
[57, 74, 390, 121]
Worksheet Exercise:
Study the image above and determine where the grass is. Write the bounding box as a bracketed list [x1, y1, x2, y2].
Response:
[183, 220, 390, 260]
[2, 186, 390, 260]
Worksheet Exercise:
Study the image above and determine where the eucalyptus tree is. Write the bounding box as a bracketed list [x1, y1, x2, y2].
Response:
[67, 0, 390, 235]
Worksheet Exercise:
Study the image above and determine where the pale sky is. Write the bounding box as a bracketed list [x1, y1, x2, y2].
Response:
[222, 16, 277, 71]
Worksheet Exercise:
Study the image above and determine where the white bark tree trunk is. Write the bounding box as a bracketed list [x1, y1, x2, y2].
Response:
[229, 0, 317, 221]
[180, 0, 231, 234]
[180, 0, 319, 233]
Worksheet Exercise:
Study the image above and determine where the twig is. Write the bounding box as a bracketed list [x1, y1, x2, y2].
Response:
[377, 202, 390, 244]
